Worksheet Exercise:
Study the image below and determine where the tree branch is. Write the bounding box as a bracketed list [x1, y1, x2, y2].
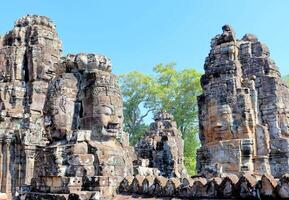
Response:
[136, 108, 155, 125]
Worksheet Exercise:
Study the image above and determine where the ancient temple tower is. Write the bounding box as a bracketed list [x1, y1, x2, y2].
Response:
[0, 15, 61, 197]
[26, 54, 134, 199]
[0, 15, 134, 199]
[197, 25, 289, 177]
[135, 112, 187, 178]
[2, 14, 289, 200]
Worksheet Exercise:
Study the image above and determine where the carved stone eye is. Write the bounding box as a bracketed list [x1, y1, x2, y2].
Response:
[96, 106, 112, 115]
[221, 113, 229, 119]
[210, 116, 217, 122]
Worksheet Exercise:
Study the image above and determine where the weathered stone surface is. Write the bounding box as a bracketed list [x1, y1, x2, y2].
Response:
[276, 174, 289, 198]
[218, 174, 238, 198]
[134, 112, 186, 178]
[197, 24, 289, 178]
[1, 15, 289, 200]
[236, 173, 260, 198]
[30, 53, 134, 199]
[0, 14, 61, 197]
[0, 15, 134, 200]
[0, 193, 7, 200]
[118, 176, 134, 193]
[260, 173, 277, 198]
[120, 174, 289, 199]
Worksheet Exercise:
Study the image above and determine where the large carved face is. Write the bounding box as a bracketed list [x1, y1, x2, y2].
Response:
[94, 98, 123, 137]
[203, 100, 233, 143]
[44, 74, 78, 141]
[80, 71, 124, 138]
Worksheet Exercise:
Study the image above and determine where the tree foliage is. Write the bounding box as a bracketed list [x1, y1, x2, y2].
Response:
[119, 63, 202, 174]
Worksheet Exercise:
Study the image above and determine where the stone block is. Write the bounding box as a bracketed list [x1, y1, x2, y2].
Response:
[0, 193, 7, 200]
[68, 154, 94, 166]
[70, 142, 88, 154]
[66, 165, 96, 177]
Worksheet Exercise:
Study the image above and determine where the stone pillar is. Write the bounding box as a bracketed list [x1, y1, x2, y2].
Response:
[240, 139, 254, 172]
[1, 138, 12, 195]
[24, 145, 36, 185]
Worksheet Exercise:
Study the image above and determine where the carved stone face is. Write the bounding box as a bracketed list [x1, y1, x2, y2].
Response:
[94, 103, 123, 137]
[79, 70, 124, 139]
[44, 74, 78, 141]
[203, 101, 233, 143]
[37, 62, 56, 81]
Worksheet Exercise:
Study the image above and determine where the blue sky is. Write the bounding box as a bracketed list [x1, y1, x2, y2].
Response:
[0, 0, 288, 76]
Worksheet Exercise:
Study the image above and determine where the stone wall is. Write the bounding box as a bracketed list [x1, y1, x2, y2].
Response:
[119, 173, 289, 199]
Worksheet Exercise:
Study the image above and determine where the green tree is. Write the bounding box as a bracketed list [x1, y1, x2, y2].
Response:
[120, 63, 202, 175]
[119, 71, 155, 145]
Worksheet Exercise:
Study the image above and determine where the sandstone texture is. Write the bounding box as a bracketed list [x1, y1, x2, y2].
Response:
[0, 15, 289, 200]
[134, 112, 187, 178]
[26, 53, 134, 200]
[0, 15, 61, 199]
[197, 25, 289, 178]
[0, 15, 134, 199]
[119, 173, 289, 199]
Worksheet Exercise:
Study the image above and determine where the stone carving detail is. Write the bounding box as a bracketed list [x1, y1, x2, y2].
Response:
[0, 15, 61, 198]
[0, 15, 132, 199]
[197, 25, 289, 178]
[134, 112, 187, 178]
[27, 54, 134, 199]
[1, 15, 289, 200]
[118, 173, 289, 199]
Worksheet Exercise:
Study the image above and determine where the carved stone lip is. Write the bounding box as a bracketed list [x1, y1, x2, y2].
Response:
[213, 127, 228, 132]
[105, 122, 119, 133]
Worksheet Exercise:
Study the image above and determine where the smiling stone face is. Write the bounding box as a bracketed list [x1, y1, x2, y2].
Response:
[202, 100, 233, 143]
[94, 99, 123, 136]
[213, 105, 232, 136]
[80, 70, 124, 138]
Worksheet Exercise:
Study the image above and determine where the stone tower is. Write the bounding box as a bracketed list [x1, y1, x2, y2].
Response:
[134, 112, 187, 178]
[0, 15, 61, 198]
[0, 15, 134, 199]
[26, 54, 134, 199]
[197, 25, 289, 177]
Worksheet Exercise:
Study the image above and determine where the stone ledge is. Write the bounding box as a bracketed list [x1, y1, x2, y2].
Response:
[119, 173, 289, 199]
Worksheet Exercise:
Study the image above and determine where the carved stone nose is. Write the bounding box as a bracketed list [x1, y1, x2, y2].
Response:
[215, 122, 222, 128]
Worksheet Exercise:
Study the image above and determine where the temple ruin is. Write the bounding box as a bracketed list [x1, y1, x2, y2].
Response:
[0, 15, 289, 199]
[134, 112, 187, 178]
[197, 25, 289, 178]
